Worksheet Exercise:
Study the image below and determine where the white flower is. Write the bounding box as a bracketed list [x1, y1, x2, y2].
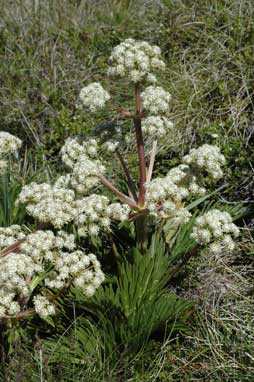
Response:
[33, 295, 56, 317]
[0, 131, 22, 175]
[0, 225, 26, 249]
[61, 137, 99, 169]
[0, 224, 105, 318]
[108, 39, 165, 83]
[75, 194, 110, 236]
[84, 285, 96, 297]
[103, 140, 119, 153]
[141, 86, 171, 115]
[191, 209, 239, 252]
[0, 132, 22, 157]
[71, 155, 106, 194]
[79, 82, 110, 112]
[142, 116, 173, 138]
[106, 203, 130, 221]
[183, 144, 226, 180]
[17, 183, 77, 228]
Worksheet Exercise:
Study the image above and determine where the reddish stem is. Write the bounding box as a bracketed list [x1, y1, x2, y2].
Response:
[115, 149, 138, 202]
[97, 173, 139, 210]
[0, 239, 24, 258]
[134, 83, 146, 207]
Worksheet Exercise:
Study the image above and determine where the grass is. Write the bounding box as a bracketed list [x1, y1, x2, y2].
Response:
[1, 0, 254, 194]
[1, 0, 254, 381]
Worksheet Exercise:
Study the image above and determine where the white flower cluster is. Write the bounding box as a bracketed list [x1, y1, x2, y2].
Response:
[0, 132, 22, 174]
[167, 165, 206, 196]
[61, 137, 105, 193]
[33, 295, 56, 317]
[0, 289, 22, 317]
[145, 175, 191, 224]
[71, 156, 106, 194]
[107, 38, 165, 83]
[17, 165, 131, 235]
[103, 140, 119, 153]
[0, 225, 26, 249]
[0, 252, 43, 317]
[16, 183, 77, 228]
[0, 132, 22, 156]
[141, 86, 171, 115]
[0, 228, 104, 318]
[75, 194, 111, 237]
[183, 144, 226, 180]
[142, 116, 173, 139]
[145, 160, 210, 221]
[54, 174, 72, 189]
[75, 195, 130, 237]
[46, 251, 105, 296]
[19, 230, 76, 262]
[61, 137, 98, 169]
[191, 209, 240, 253]
[146, 176, 189, 205]
[106, 203, 130, 221]
[79, 82, 110, 112]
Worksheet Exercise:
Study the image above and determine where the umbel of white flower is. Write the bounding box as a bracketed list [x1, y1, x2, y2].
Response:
[0, 228, 104, 318]
[107, 38, 165, 83]
[0, 225, 25, 248]
[79, 82, 110, 113]
[145, 144, 225, 221]
[142, 116, 173, 138]
[0, 132, 22, 174]
[61, 137, 99, 168]
[183, 144, 226, 180]
[191, 209, 240, 254]
[141, 86, 172, 115]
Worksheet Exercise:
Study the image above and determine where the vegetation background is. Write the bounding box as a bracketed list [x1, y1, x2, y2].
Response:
[1, 0, 254, 381]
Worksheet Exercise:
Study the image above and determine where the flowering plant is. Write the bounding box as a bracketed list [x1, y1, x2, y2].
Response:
[0, 39, 239, 322]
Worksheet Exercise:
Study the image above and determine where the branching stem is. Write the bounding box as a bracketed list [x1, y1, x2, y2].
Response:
[97, 173, 138, 210]
[115, 148, 138, 202]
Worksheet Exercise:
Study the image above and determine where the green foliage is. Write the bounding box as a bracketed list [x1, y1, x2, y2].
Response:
[0, 171, 26, 227]
[44, 236, 192, 368]
[0, 157, 52, 227]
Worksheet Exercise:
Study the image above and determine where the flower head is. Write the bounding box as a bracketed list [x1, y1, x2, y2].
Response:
[183, 144, 226, 180]
[191, 209, 239, 252]
[79, 83, 110, 112]
[108, 38, 165, 83]
[141, 86, 171, 115]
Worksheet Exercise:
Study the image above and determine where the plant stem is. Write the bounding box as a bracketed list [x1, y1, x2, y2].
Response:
[97, 173, 138, 210]
[135, 215, 148, 253]
[115, 148, 138, 202]
[0, 239, 25, 259]
[147, 140, 157, 183]
[134, 82, 146, 207]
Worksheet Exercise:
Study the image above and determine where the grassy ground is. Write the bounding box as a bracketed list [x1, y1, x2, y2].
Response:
[1, 0, 254, 381]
